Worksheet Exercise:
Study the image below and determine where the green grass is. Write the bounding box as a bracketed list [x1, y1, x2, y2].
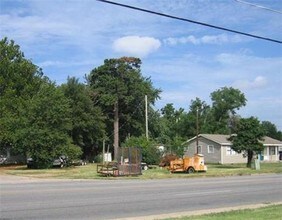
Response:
[164, 204, 282, 220]
[0, 164, 101, 179]
[1, 162, 281, 179]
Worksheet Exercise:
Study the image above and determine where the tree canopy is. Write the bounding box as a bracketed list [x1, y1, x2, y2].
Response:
[1, 37, 281, 168]
[87, 57, 161, 159]
[261, 121, 282, 141]
[0, 38, 81, 168]
[229, 117, 265, 167]
[60, 77, 106, 160]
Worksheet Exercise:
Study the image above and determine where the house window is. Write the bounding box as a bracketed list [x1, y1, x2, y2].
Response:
[197, 145, 202, 154]
[269, 146, 276, 155]
[208, 145, 214, 153]
[226, 147, 237, 155]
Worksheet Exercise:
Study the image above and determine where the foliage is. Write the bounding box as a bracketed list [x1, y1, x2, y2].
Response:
[169, 136, 186, 157]
[157, 103, 186, 155]
[0, 38, 81, 168]
[18, 82, 82, 168]
[60, 77, 106, 159]
[1, 38, 281, 168]
[87, 57, 161, 159]
[229, 117, 265, 167]
[261, 121, 282, 141]
[210, 87, 247, 134]
[0, 37, 44, 152]
[122, 136, 161, 164]
[179, 98, 212, 138]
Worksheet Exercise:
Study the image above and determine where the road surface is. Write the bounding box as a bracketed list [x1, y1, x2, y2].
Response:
[1, 174, 281, 219]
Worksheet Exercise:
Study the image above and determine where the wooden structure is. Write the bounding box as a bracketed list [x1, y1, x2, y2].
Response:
[97, 147, 142, 176]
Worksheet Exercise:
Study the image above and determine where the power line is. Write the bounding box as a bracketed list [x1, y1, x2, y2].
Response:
[234, 0, 282, 14]
[97, 0, 282, 44]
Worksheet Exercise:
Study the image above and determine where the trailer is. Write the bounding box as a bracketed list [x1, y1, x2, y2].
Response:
[97, 147, 142, 177]
[169, 154, 207, 173]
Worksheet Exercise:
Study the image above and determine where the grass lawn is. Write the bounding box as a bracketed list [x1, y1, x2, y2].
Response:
[164, 204, 282, 220]
[0, 162, 281, 179]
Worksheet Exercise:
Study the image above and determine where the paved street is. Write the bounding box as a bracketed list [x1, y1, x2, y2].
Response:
[1, 174, 281, 219]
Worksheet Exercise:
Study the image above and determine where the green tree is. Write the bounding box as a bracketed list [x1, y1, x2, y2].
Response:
[229, 117, 265, 167]
[60, 77, 106, 159]
[181, 98, 212, 138]
[122, 136, 161, 164]
[159, 103, 186, 155]
[0, 37, 44, 155]
[210, 87, 247, 134]
[0, 38, 82, 168]
[87, 57, 161, 160]
[261, 121, 282, 141]
[16, 81, 82, 168]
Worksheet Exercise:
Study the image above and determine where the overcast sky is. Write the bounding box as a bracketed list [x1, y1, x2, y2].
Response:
[1, 0, 282, 130]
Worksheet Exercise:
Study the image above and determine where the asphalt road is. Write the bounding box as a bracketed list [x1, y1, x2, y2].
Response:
[1, 174, 281, 220]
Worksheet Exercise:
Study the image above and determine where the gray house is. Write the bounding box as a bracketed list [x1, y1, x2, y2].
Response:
[184, 134, 282, 164]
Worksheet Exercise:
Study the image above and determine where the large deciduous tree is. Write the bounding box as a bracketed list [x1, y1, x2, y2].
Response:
[229, 117, 265, 167]
[17, 82, 82, 168]
[181, 98, 212, 138]
[261, 121, 282, 141]
[210, 87, 247, 134]
[87, 57, 160, 160]
[60, 77, 106, 160]
[0, 37, 43, 152]
[0, 38, 81, 168]
[159, 103, 185, 156]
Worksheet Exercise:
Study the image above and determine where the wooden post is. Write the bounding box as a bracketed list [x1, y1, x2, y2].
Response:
[145, 95, 148, 140]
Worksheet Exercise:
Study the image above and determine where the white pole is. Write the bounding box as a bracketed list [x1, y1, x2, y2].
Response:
[145, 95, 148, 140]
[102, 139, 105, 165]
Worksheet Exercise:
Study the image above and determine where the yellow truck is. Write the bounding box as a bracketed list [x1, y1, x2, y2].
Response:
[169, 154, 207, 173]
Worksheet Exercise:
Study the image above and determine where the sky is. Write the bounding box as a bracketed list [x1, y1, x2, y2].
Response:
[1, 0, 282, 130]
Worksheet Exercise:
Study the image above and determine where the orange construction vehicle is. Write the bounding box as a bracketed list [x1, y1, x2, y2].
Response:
[169, 154, 207, 173]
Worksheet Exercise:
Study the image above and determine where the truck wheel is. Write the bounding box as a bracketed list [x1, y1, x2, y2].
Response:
[187, 167, 195, 174]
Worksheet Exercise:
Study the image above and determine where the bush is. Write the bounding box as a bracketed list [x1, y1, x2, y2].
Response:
[122, 136, 161, 164]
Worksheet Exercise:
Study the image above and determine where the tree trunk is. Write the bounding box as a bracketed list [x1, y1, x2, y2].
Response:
[113, 101, 119, 161]
[247, 150, 253, 168]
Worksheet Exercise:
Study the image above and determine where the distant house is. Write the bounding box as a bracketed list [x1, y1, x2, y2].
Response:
[184, 134, 282, 164]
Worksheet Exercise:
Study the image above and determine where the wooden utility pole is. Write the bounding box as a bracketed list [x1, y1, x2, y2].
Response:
[145, 95, 148, 140]
[196, 107, 199, 154]
[102, 139, 105, 165]
[114, 101, 119, 161]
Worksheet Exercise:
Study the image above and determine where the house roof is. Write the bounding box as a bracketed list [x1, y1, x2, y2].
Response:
[185, 134, 282, 146]
[262, 136, 282, 146]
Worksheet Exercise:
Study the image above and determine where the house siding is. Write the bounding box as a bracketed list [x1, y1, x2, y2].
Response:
[184, 134, 282, 164]
[221, 146, 247, 164]
[261, 146, 281, 162]
[184, 137, 221, 163]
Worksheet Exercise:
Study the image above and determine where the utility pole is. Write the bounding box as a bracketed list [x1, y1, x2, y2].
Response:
[102, 139, 105, 165]
[196, 107, 199, 154]
[145, 95, 148, 140]
[114, 100, 119, 160]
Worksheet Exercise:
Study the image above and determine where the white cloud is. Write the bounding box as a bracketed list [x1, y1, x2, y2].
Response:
[164, 36, 198, 45]
[163, 34, 244, 45]
[113, 36, 161, 57]
[232, 76, 267, 90]
[38, 60, 94, 68]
